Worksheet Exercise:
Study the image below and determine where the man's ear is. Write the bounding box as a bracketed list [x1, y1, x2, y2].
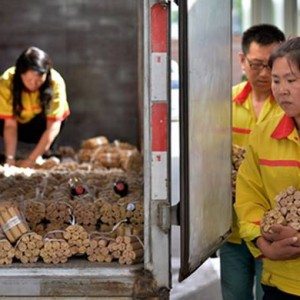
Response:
[239, 52, 246, 70]
[239, 51, 245, 63]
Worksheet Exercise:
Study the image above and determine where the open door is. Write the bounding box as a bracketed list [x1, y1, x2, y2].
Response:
[179, 0, 232, 281]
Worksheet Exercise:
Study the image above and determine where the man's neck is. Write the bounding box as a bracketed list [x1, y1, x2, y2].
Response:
[251, 88, 271, 103]
[251, 88, 271, 118]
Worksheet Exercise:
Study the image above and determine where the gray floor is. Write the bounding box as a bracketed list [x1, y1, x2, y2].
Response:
[170, 226, 222, 300]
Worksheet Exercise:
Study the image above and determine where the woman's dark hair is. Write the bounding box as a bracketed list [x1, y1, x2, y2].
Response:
[12, 46, 53, 117]
[269, 37, 300, 72]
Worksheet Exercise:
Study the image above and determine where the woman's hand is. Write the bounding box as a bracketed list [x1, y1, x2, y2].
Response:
[27, 120, 61, 163]
[257, 235, 300, 260]
[262, 224, 298, 242]
[17, 158, 35, 168]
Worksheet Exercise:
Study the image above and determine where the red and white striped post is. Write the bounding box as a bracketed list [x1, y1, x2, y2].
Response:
[150, 3, 169, 200]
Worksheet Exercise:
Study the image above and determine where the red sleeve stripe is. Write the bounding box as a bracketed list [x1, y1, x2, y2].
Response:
[251, 221, 261, 225]
[0, 114, 14, 119]
[232, 127, 251, 134]
[259, 159, 300, 167]
[47, 110, 70, 122]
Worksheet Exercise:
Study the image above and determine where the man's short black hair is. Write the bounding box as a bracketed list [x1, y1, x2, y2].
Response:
[242, 24, 285, 54]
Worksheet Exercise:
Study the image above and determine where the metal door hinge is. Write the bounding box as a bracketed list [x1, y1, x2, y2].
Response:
[157, 202, 171, 233]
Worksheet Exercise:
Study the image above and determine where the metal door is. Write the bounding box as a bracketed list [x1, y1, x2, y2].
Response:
[179, 0, 232, 281]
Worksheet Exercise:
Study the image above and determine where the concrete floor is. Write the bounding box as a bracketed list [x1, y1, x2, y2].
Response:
[170, 226, 222, 300]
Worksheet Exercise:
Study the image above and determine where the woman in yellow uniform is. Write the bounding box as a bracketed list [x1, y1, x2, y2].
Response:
[223, 24, 285, 300]
[0, 46, 70, 167]
[235, 37, 300, 299]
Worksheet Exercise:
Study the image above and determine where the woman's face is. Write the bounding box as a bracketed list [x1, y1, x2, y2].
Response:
[271, 57, 300, 119]
[21, 69, 47, 92]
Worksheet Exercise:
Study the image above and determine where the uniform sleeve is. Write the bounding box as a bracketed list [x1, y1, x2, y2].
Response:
[234, 129, 271, 244]
[46, 70, 70, 121]
[0, 76, 14, 119]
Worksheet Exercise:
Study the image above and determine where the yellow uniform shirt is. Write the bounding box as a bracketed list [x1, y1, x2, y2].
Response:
[0, 67, 70, 123]
[235, 113, 300, 296]
[230, 81, 282, 244]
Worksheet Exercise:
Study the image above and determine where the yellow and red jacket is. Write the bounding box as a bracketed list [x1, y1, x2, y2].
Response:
[0, 67, 70, 124]
[235, 113, 300, 296]
[230, 81, 282, 244]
